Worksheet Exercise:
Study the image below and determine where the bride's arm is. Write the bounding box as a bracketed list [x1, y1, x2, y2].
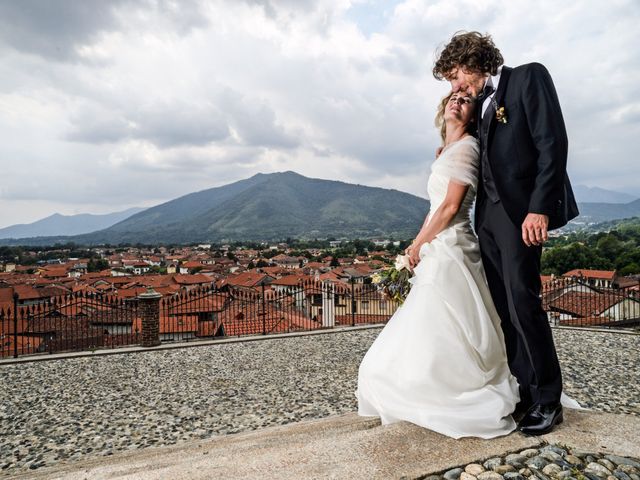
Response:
[407, 180, 469, 268]
[405, 211, 430, 255]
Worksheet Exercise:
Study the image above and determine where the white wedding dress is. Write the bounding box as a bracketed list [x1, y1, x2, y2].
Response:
[357, 136, 521, 439]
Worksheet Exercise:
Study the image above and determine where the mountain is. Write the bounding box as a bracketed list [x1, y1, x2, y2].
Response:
[0, 172, 430, 245]
[573, 185, 638, 204]
[575, 216, 640, 233]
[568, 198, 640, 227]
[0, 207, 145, 239]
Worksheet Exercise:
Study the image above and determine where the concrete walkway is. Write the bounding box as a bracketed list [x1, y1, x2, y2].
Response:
[14, 409, 640, 480]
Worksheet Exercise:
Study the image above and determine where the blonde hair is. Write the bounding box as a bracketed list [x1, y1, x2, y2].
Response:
[434, 92, 453, 143]
[435, 92, 477, 144]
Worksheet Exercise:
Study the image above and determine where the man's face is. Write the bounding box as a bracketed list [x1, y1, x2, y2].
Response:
[445, 66, 488, 97]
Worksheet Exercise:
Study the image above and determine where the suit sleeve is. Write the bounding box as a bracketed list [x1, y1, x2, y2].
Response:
[521, 63, 568, 216]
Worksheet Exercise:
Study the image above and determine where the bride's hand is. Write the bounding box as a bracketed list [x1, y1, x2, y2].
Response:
[406, 243, 421, 269]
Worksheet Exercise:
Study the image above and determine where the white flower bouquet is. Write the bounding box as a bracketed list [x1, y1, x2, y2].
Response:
[371, 254, 413, 304]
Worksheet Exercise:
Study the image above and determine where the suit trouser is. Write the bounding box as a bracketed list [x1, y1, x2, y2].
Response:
[476, 198, 562, 406]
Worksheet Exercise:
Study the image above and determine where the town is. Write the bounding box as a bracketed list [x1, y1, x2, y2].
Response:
[1, 238, 638, 358]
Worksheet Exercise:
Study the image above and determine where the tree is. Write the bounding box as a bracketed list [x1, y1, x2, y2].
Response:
[330, 256, 340, 267]
[596, 235, 624, 262]
[541, 243, 611, 276]
[619, 263, 640, 276]
[87, 258, 109, 272]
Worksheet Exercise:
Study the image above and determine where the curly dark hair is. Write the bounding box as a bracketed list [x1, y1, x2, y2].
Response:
[433, 31, 504, 80]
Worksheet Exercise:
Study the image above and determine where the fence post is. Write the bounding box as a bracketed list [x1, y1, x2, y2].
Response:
[321, 281, 335, 328]
[350, 277, 356, 326]
[261, 283, 266, 335]
[13, 292, 18, 359]
[137, 288, 161, 348]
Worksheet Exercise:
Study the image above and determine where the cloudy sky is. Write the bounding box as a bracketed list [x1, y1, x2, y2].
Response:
[0, 0, 638, 228]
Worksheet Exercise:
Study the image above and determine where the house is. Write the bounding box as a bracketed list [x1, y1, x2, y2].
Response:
[269, 275, 310, 290]
[304, 281, 394, 327]
[546, 289, 640, 327]
[220, 272, 275, 291]
[171, 274, 214, 288]
[270, 254, 300, 269]
[180, 261, 204, 274]
[562, 269, 618, 289]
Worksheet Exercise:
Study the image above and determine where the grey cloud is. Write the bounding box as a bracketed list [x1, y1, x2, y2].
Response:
[377, 45, 423, 77]
[243, 0, 320, 19]
[0, 0, 125, 60]
[218, 89, 299, 149]
[66, 91, 298, 150]
[66, 108, 132, 144]
[0, 0, 208, 61]
[133, 102, 231, 147]
[66, 100, 230, 147]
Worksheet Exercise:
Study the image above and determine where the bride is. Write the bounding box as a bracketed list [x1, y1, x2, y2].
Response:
[356, 91, 522, 439]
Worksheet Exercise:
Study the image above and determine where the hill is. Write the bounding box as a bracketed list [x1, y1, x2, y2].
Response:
[567, 198, 640, 228]
[572, 185, 637, 204]
[0, 207, 144, 239]
[0, 172, 430, 245]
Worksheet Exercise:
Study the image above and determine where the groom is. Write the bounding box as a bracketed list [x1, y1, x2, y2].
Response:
[433, 32, 579, 435]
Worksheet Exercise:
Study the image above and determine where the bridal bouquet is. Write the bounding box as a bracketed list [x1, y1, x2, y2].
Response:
[371, 254, 413, 304]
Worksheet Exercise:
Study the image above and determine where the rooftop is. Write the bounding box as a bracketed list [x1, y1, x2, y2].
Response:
[1, 326, 638, 478]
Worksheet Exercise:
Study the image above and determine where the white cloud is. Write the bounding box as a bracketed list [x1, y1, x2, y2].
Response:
[0, 0, 638, 228]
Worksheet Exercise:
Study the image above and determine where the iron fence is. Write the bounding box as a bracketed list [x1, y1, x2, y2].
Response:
[2, 276, 638, 359]
[1, 290, 139, 358]
[542, 277, 640, 329]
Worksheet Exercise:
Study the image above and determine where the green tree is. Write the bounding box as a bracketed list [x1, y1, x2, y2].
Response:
[87, 258, 109, 272]
[541, 243, 612, 276]
[596, 235, 624, 261]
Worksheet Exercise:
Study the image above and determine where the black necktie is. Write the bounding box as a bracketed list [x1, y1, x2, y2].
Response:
[479, 78, 496, 123]
[477, 77, 495, 102]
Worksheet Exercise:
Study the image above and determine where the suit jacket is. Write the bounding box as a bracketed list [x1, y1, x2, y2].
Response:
[475, 63, 579, 231]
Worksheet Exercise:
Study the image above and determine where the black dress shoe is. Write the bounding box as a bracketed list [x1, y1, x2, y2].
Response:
[517, 403, 563, 436]
[512, 399, 534, 422]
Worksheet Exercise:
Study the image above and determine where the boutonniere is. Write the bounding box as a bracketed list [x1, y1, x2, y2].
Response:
[492, 98, 507, 123]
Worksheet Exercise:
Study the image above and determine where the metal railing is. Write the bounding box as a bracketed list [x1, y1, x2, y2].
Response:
[542, 276, 640, 329]
[1, 280, 400, 358]
[2, 276, 638, 358]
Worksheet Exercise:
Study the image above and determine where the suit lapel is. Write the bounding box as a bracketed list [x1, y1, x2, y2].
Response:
[486, 65, 512, 148]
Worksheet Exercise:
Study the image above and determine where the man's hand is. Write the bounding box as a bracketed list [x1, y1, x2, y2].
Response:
[522, 213, 549, 246]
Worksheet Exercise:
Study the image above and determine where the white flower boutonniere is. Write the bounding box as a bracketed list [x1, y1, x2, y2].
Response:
[492, 98, 507, 124]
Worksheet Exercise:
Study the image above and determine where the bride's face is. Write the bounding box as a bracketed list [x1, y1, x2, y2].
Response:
[444, 93, 475, 126]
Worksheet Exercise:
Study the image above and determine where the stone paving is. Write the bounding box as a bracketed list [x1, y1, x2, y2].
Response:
[0, 327, 638, 476]
[434, 445, 640, 480]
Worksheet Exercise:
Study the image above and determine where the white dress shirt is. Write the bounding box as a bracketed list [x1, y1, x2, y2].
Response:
[481, 65, 503, 117]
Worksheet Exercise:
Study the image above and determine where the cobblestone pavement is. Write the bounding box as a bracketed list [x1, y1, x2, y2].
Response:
[1, 327, 638, 476]
[434, 445, 640, 480]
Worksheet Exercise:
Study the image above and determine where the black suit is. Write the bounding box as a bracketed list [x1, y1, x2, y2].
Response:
[474, 63, 579, 406]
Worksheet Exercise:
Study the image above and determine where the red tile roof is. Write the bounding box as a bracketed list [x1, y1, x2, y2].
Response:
[172, 274, 213, 285]
[547, 291, 627, 317]
[270, 275, 313, 287]
[222, 272, 273, 289]
[563, 269, 616, 280]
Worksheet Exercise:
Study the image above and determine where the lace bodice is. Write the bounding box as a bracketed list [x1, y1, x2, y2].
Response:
[427, 136, 480, 227]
